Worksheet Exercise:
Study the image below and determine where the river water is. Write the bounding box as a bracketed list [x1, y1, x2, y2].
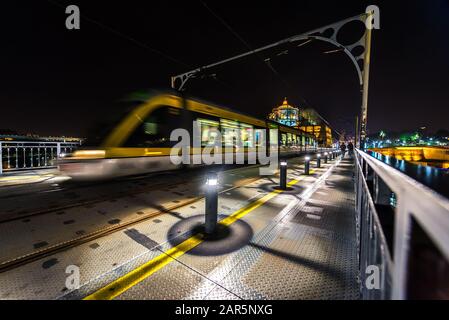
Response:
[367, 151, 449, 200]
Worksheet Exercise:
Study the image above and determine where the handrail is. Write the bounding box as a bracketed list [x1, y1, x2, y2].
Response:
[0, 141, 80, 174]
[355, 148, 449, 300]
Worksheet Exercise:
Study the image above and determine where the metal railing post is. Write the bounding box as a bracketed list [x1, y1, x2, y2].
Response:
[392, 196, 412, 300]
[57, 142, 61, 159]
[373, 173, 391, 206]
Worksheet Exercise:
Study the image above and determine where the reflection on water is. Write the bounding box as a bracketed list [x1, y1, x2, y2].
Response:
[368, 151, 449, 199]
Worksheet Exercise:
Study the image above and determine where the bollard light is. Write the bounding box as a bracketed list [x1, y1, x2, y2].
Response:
[279, 160, 287, 190]
[316, 154, 321, 168]
[205, 172, 218, 234]
[324, 152, 328, 164]
[304, 156, 310, 175]
[206, 175, 218, 186]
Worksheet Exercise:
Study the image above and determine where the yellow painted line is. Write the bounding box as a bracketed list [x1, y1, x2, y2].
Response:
[219, 178, 299, 226]
[84, 170, 315, 300]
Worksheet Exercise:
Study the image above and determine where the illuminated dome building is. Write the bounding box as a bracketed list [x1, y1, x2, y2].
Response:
[268, 98, 300, 127]
[268, 98, 334, 147]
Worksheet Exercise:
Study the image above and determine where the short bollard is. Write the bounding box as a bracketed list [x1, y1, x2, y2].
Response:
[316, 154, 321, 168]
[304, 156, 310, 175]
[279, 160, 287, 190]
[324, 152, 328, 164]
[205, 172, 218, 234]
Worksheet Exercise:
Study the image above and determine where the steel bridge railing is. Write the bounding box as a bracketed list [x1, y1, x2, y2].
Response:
[355, 149, 449, 300]
[0, 141, 80, 174]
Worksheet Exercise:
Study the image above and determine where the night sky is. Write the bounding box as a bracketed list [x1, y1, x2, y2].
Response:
[2, 0, 449, 137]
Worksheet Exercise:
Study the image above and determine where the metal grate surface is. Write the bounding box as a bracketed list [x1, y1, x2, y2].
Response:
[111, 157, 360, 300]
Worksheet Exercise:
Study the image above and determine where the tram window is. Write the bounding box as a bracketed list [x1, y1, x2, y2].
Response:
[198, 118, 220, 147]
[270, 130, 279, 147]
[287, 133, 293, 146]
[220, 119, 239, 147]
[255, 129, 265, 147]
[240, 123, 253, 147]
[294, 135, 299, 146]
[123, 106, 181, 148]
[281, 133, 287, 146]
[144, 122, 157, 135]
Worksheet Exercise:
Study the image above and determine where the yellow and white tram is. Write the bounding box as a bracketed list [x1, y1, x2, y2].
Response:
[59, 92, 316, 180]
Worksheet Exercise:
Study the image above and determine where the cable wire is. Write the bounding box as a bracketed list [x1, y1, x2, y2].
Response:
[46, 0, 191, 68]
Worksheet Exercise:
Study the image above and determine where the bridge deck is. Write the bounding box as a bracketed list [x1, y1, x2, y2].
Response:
[0, 154, 359, 300]
[86, 156, 358, 300]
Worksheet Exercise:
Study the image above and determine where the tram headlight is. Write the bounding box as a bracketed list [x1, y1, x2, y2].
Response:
[72, 150, 106, 159]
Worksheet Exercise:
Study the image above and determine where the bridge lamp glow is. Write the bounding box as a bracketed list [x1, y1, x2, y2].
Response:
[305, 156, 310, 161]
[317, 154, 321, 158]
[206, 175, 218, 186]
[280, 161, 288, 166]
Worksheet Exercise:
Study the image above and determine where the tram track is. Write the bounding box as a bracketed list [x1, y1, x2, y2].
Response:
[0, 155, 314, 273]
[0, 164, 257, 224]
[0, 167, 265, 273]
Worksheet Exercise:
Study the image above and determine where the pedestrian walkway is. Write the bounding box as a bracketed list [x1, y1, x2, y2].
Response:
[67, 154, 359, 300]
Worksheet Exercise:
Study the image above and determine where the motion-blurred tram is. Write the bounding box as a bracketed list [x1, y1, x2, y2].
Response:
[59, 91, 317, 180]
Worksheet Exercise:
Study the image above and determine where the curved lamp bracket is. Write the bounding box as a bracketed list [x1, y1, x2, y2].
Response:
[171, 13, 371, 90]
[170, 11, 374, 149]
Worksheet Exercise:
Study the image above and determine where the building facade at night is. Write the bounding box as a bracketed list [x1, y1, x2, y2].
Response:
[268, 98, 333, 147]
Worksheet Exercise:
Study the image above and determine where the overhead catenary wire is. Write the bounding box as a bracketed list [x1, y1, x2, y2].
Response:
[47, 0, 236, 91]
[46, 0, 191, 68]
